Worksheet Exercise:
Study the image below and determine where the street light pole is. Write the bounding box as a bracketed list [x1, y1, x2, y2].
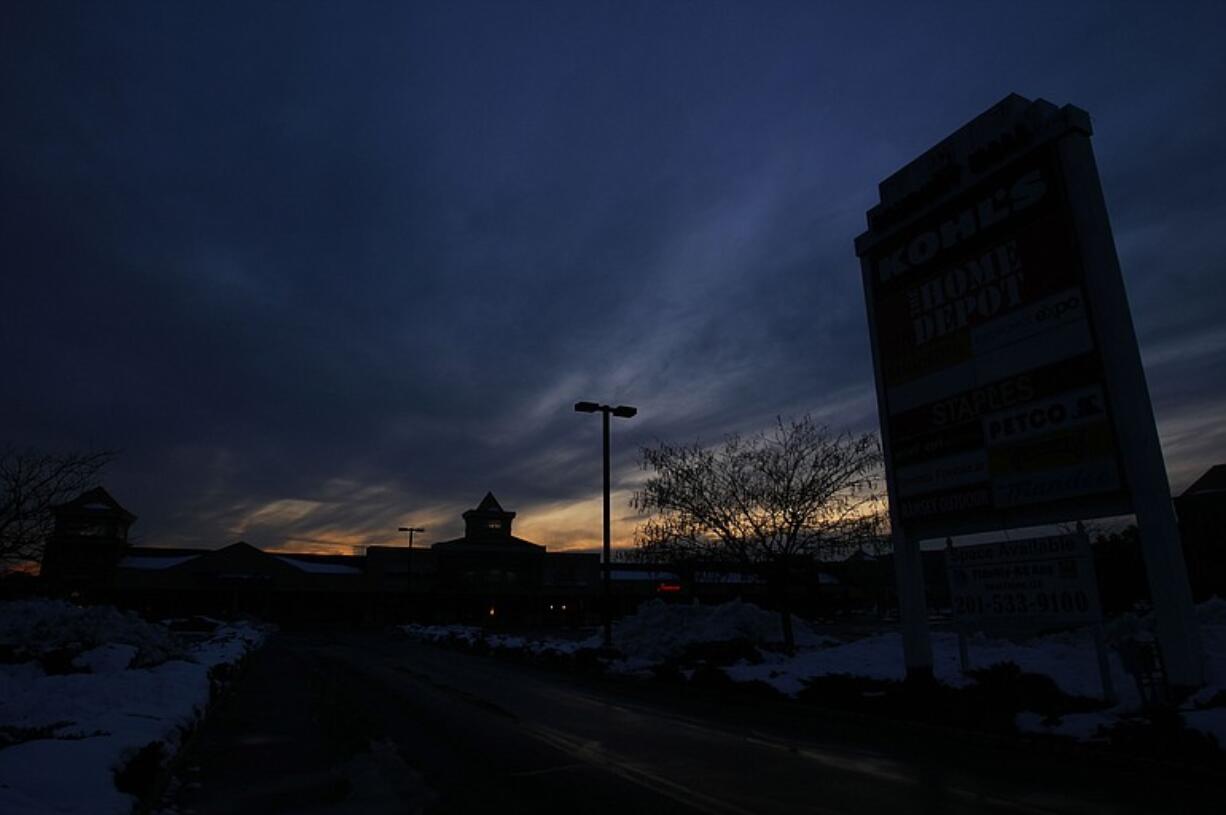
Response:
[574, 401, 637, 649]
[602, 408, 611, 646]
[397, 526, 425, 617]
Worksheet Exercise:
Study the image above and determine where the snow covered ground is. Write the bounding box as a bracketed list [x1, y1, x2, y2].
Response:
[0, 600, 269, 815]
[403, 597, 1226, 748]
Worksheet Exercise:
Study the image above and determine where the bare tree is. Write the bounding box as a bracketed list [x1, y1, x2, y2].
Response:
[0, 447, 115, 569]
[632, 417, 884, 651]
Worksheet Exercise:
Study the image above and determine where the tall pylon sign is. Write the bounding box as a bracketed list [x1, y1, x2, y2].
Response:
[854, 94, 1203, 687]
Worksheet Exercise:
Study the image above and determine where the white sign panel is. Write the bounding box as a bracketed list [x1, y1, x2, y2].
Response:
[946, 533, 1102, 628]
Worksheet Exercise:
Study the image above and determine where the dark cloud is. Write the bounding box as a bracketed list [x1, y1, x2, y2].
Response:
[4, 1, 1224, 550]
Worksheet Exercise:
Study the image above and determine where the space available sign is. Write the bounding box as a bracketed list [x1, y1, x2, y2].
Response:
[946, 533, 1102, 627]
[855, 96, 1131, 538]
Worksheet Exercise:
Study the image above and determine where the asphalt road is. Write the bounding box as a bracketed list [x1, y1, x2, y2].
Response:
[169, 630, 1224, 814]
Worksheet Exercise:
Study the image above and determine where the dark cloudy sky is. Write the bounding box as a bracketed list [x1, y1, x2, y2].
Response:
[4, 1, 1224, 554]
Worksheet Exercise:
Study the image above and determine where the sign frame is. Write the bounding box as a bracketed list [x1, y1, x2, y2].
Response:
[944, 532, 1115, 702]
[945, 532, 1102, 629]
[854, 95, 1203, 686]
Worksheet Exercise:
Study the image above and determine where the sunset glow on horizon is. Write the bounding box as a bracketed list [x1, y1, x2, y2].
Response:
[5, 2, 1223, 554]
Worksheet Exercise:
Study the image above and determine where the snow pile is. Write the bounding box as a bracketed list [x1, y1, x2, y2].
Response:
[1196, 596, 1226, 626]
[0, 599, 185, 668]
[726, 628, 1139, 702]
[402, 624, 485, 648]
[73, 643, 139, 674]
[1101, 595, 1226, 646]
[1190, 616, 1226, 701]
[402, 601, 840, 667]
[402, 624, 599, 656]
[1182, 610, 1226, 745]
[0, 602, 269, 815]
[1183, 708, 1226, 747]
[611, 599, 837, 661]
[1015, 711, 1117, 741]
[725, 600, 1226, 749]
[189, 620, 270, 667]
[1061, 596, 1226, 744]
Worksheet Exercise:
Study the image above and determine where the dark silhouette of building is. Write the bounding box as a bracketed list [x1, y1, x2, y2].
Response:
[1175, 464, 1226, 601]
[40, 488, 978, 623]
[40, 487, 136, 595]
[430, 492, 547, 621]
[115, 540, 369, 620]
[38, 489, 601, 623]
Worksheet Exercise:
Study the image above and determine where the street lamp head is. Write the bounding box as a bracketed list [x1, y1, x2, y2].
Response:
[575, 401, 637, 418]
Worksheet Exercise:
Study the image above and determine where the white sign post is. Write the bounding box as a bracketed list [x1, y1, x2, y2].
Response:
[945, 532, 1115, 702]
[855, 95, 1203, 687]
